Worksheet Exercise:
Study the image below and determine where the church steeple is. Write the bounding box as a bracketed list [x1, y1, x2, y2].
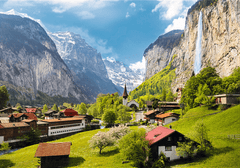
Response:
[122, 83, 128, 106]
[122, 83, 128, 98]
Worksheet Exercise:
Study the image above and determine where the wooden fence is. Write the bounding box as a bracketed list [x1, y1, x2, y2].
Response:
[227, 134, 240, 139]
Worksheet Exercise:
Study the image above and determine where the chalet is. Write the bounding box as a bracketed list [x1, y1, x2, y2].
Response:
[214, 94, 240, 104]
[53, 112, 65, 119]
[74, 114, 94, 124]
[0, 122, 30, 141]
[135, 111, 146, 122]
[0, 107, 15, 114]
[176, 88, 183, 103]
[146, 101, 153, 111]
[42, 118, 85, 136]
[155, 112, 180, 125]
[44, 110, 58, 119]
[35, 142, 72, 168]
[144, 109, 162, 123]
[61, 108, 79, 117]
[145, 126, 194, 161]
[9, 113, 38, 122]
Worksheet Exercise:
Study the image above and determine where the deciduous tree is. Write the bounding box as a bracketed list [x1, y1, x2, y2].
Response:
[0, 85, 9, 109]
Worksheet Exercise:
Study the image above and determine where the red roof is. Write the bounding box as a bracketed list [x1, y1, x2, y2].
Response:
[35, 142, 72, 157]
[145, 126, 175, 146]
[8, 113, 38, 121]
[155, 112, 179, 119]
[62, 108, 79, 117]
[26, 108, 37, 113]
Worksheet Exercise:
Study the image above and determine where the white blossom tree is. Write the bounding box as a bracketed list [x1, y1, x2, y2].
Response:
[89, 131, 114, 154]
[108, 125, 130, 141]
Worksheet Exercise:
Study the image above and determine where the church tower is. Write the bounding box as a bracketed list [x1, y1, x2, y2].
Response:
[122, 83, 128, 106]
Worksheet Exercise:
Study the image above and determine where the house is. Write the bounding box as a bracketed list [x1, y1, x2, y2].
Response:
[61, 108, 79, 117]
[42, 118, 85, 136]
[155, 112, 180, 125]
[135, 111, 146, 122]
[74, 114, 94, 124]
[145, 126, 191, 161]
[9, 113, 38, 122]
[0, 107, 15, 114]
[0, 122, 31, 141]
[214, 94, 240, 104]
[44, 110, 58, 119]
[34, 142, 72, 168]
[144, 109, 162, 123]
[53, 112, 65, 119]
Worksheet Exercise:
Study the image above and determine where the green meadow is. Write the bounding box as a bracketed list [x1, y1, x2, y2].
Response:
[0, 105, 240, 168]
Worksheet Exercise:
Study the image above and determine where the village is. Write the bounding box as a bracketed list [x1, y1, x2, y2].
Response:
[1, 82, 240, 168]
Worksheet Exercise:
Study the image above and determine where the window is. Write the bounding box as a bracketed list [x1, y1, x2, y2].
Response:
[172, 118, 176, 121]
[165, 146, 172, 151]
[168, 137, 171, 141]
[179, 136, 182, 141]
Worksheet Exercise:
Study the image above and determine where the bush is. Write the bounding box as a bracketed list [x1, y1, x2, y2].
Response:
[151, 152, 167, 168]
[0, 142, 11, 151]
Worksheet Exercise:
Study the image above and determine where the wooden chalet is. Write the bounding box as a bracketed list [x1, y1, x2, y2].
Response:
[155, 112, 180, 125]
[145, 126, 196, 161]
[0, 122, 30, 141]
[0, 107, 15, 114]
[44, 110, 58, 119]
[74, 114, 94, 124]
[9, 113, 38, 122]
[35, 142, 72, 168]
[144, 109, 162, 123]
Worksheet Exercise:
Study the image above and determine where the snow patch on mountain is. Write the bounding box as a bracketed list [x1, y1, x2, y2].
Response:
[103, 57, 145, 92]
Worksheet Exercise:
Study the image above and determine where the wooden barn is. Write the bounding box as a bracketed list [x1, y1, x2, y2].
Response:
[34, 142, 72, 168]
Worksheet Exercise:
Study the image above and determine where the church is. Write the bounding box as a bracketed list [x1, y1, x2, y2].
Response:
[122, 84, 139, 109]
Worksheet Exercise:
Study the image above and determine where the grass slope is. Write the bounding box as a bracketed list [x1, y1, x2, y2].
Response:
[128, 55, 177, 100]
[0, 127, 139, 168]
[167, 105, 240, 168]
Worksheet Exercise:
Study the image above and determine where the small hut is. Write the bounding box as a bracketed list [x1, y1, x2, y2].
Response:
[34, 142, 72, 168]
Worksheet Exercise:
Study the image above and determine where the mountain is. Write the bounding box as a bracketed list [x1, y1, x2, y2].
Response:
[144, 0, 240, 92]
[103, 57, 144, 93]
[0, 13, 91, 105]
[49, 32, 121, 99]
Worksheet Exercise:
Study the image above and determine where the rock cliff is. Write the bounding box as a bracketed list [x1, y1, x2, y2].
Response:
[0, 14, 91, 104]
[49, 32, 120, 100]
[144, 0, 240, 92]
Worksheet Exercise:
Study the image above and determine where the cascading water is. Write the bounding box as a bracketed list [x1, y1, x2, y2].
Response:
[194, 11, 203, 75]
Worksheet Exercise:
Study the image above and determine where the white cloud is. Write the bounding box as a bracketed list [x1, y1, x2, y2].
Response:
[126, 12, 130, 18]
[165, 17, 185, 33]
[129, 56, 146, 73]
[130, 2, 136, 8]
[152, 0, 197, 20]
[77, 11, 95, 19]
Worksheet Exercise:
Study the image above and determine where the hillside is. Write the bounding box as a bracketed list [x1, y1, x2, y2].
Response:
[129, 55, 177, 100]
[167, 105, 240, 168]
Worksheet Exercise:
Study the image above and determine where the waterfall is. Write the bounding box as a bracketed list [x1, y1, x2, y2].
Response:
[194, 11, 203, 75]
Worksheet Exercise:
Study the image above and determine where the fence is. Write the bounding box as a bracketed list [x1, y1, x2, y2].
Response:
[227, 134, 240, 139]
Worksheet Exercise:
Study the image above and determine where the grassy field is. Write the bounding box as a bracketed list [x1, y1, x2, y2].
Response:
[167, 105, 240, 168]
[1, 105, 240, 168]
[0, 127, 140, 168]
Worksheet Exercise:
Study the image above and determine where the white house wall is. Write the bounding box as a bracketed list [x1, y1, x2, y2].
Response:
[0, 136, 4, 144]
[48, 122, 85, 136]
[158, 146, 180, 161]
[164, 117, 178, 125]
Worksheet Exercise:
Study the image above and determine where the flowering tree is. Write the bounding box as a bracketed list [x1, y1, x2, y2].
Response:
[108, 125, 130, 141]
[89, 131, 114, 154]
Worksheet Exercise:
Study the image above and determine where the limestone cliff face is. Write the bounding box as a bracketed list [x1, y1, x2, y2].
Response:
[144, 30, 183, 80]
[145, 0, 240, 92]
[0, 14, 90, 104]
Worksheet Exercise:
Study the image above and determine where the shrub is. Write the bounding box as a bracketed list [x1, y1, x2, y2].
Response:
[0, 142, 11, 151]
[91, 119, 100, 124]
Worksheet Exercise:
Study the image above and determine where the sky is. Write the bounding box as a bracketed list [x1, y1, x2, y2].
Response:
[0, 0, 198, 72]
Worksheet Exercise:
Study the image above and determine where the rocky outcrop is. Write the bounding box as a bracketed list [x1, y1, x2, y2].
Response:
[144, 0, 240, 92]
[0, 14, 91, 104]
[144, 30, 183, 80]
[49, 32, 120, 100]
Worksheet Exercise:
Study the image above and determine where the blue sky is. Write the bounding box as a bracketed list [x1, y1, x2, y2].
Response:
[0, 0, 197, 71]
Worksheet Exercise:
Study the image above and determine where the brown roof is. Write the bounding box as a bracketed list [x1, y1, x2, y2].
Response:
[155, 112, 180, 119]
[9, 113, 38, 121]
[35, 142, 72, 157]
[0, 122, 29, 128]
[42, 118, 83, 123]
[21, 119, 35, 123]
[145, 109, 160, 116]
